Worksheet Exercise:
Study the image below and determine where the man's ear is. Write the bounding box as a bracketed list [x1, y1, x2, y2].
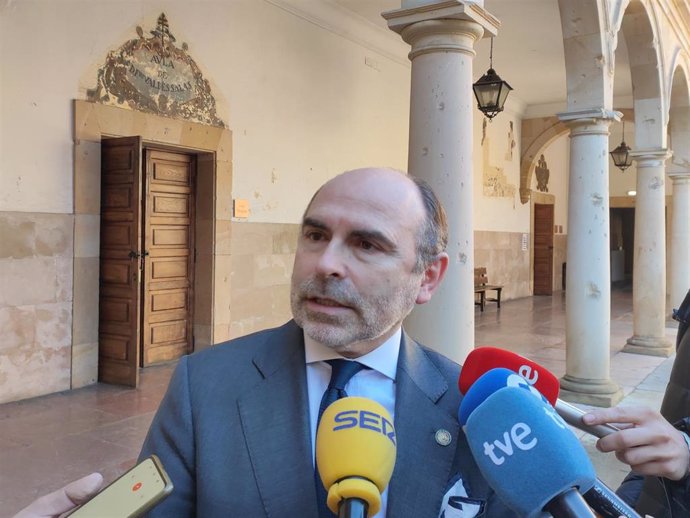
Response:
[415, 252, 449, 304]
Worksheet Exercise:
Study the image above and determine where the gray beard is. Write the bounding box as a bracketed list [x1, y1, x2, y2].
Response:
[290, 275, 418, 349]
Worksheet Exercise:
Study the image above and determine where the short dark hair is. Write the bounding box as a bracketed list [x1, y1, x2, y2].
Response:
[411, 177, 448, 273]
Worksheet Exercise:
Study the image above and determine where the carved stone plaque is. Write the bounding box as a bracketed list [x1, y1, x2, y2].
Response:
[535, 154, 550, 192]
[88, 13, 224, 127]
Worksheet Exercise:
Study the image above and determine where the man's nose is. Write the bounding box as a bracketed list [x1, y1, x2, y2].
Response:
[314, 241, 347, 278]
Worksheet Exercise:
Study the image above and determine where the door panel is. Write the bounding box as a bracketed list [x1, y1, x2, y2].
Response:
[533, 203, 554, 296]
[142, 150, 195, 365]
[99, 136, 143, 386]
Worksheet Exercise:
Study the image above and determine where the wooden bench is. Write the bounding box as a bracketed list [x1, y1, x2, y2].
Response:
[474, 267, 503, 312]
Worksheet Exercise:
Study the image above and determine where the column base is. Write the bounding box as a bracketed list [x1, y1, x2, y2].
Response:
[623, 335, 674, 357]
[559, 375, 624, 407]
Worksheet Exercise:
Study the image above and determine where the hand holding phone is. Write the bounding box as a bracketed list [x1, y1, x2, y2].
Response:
[64, 455, 173, 518]
[12, 473, 103, 518]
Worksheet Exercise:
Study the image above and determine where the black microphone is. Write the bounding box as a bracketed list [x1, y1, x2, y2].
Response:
[585, 478, 640, 518]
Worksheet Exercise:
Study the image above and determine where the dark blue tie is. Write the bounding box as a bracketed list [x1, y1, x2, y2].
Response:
[316, 359, 368, 518]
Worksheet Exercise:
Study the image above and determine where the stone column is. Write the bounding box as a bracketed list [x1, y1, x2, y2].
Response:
[557, 110, 623, 407]
[385, 2, 498, 363]
[624, 150, 674, 357]
[668, 167, 690, 313]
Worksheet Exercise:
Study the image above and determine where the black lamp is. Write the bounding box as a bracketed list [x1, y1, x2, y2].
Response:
[610, 120, 633, 171]
[473, 37, 513, 120]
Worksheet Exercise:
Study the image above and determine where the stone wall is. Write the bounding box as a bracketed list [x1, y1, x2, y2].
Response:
[0, 214, 568, 404]
[474, 230, 531, 300]
[228, 222, 300, 340]
[0, 213, 74, 403]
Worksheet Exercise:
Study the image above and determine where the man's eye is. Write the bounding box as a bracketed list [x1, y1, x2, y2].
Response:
[359, 240, 376, 251]
[305, 231, 324, 241]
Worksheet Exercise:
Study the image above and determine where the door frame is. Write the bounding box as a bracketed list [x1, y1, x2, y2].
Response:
[71, 100, 232, 388]
[97, 141, 208, 385]
[533, 203, 555, 296]
[529, 190, 556, 295]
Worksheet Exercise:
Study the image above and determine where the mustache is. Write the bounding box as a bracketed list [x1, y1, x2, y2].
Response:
[298, 277, 361, 307]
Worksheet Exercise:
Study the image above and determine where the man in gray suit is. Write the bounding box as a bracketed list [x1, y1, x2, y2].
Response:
[12, 168, 516, 518]
[136, 167, 516, 517]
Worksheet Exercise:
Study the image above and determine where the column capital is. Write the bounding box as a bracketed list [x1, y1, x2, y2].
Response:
[384, 0, 499, 37]
[666, 161, 690, 180]
[397, 19, 486, 58]
[630, 149, 672, 168]
[667, 171, 690, 182]
[557, 108, 621, 125]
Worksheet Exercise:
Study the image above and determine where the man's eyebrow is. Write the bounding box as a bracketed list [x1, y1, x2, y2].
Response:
[302, 217, 329, 231]
[302, 216, 399, 253]
[351, 229, 399, 253]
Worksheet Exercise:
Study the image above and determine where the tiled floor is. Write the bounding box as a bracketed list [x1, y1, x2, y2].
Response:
[1, 285, 678, 516]
[0, 364, 175, 515]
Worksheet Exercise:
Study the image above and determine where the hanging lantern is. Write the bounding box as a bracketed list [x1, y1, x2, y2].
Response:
[473, 37, 513, 120]
[610, 120, 633, 171]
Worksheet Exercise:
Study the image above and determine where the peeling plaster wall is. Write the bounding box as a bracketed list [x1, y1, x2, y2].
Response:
[531, 132, 569, 235]
[472, 105, 532, 297]
[473, 106, 529, 232]
[472, 110, 569, 298]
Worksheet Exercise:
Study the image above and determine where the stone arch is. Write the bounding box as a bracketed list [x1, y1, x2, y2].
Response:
[519, 117, 569, 204]
[619, 0, 667, 148]
[558, 0, 614, 111]
[668, 53, 690, 165]
[667, 52, 690, 315]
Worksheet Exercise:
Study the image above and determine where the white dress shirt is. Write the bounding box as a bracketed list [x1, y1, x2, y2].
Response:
[305, 328, 401, 518]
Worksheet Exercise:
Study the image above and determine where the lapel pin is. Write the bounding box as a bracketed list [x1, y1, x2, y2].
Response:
[435, 429, 452, 446]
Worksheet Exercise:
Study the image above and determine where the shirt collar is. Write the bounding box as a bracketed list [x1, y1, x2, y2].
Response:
[304, 328, 401, 381]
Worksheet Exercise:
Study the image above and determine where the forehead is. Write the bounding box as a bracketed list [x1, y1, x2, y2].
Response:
[305, 172, 424, 234]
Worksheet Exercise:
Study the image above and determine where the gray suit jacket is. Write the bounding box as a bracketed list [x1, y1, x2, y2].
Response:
[139, 320, 516, 517]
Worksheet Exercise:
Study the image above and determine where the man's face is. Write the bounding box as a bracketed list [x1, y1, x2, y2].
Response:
[290, 169, 426, 357]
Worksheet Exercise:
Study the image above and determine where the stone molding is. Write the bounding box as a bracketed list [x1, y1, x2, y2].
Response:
[667, 172, 690, 182]
[383, 0, 499, 37]
[559, 375, 624, 407]
[400, 19, 485, 59]
[630, 149, 672, 168]
[266, 0, 410, 67]
[557, 108, 621, 124]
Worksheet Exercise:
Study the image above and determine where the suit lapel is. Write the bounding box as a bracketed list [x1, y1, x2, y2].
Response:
[387, 334, 461, 518]
[237, 322, 318, 518]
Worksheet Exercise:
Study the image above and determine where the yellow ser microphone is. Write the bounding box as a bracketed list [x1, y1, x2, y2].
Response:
[316, 397, 397, 517]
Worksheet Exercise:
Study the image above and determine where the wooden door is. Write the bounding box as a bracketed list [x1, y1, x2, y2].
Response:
[533, 203, 554, 295]
[99, 136, 143, 386]
[142, 150, 195, 365]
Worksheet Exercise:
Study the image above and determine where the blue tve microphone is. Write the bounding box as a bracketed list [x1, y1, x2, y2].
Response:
[459, 368, 640, 518]
[464, 386, 596, 518]
[458, 367, 547, 426]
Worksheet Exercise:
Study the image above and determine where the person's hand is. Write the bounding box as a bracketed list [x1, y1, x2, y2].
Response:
[583, 406, 690, 481]
[12, 473, 103, 518]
